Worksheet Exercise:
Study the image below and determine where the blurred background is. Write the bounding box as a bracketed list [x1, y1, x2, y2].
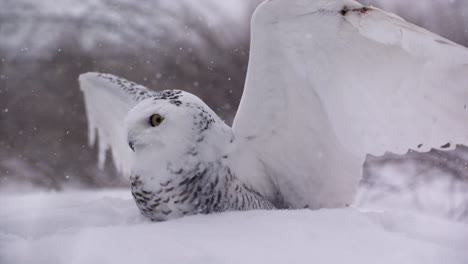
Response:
[0, 0, 467, 220]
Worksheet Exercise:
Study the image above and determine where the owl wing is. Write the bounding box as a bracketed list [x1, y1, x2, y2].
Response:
[79, 73, 157, 176]
[232, 0, 468, 208]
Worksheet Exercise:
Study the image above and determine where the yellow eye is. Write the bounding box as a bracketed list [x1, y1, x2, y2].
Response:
[149, 114, 164, 127]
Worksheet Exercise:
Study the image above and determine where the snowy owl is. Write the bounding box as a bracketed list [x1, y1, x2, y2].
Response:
[79, 0, 468, 221]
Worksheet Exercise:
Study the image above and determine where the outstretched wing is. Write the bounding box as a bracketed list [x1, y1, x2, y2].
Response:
[233, 0, 468, 209]
[79, 73, 156, 176]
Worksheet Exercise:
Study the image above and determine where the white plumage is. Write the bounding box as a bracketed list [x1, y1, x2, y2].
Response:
[79, 0, 468, 220]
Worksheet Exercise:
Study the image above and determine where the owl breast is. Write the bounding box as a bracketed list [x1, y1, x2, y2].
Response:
[130, 160, 275, 221]
[130, 174, 196, 221]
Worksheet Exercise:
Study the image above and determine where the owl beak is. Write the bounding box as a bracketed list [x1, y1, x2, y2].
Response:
[128, 141, 135, 152]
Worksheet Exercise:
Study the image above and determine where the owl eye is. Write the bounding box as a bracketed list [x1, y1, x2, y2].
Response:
[149, 114, 164, 127]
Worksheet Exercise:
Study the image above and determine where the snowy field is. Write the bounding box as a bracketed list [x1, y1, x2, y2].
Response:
[1, 190, 467, 264]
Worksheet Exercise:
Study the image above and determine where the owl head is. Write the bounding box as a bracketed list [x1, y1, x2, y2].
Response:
[125, 90, 233, 171]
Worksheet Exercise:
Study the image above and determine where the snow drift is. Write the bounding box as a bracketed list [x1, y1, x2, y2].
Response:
[1, 191, 467, 264]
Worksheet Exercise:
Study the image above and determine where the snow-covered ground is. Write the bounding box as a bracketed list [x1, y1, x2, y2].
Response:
[1, 190, 467, 264]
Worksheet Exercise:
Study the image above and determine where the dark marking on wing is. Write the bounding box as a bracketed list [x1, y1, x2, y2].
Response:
[340, 6, 372, 16]
[441, 143, 451, 149]
[354, 7, 371, 14]
[96, 73, 155, 102]
[340, 6, 349, 16]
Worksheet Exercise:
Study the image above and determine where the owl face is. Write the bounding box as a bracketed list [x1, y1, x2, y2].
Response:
[127, 100, 186, 153]
[125, 90, 233, 162]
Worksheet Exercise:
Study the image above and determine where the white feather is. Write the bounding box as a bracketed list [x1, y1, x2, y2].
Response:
[79, 73, 156, 176]
[232, 0, 468, 208]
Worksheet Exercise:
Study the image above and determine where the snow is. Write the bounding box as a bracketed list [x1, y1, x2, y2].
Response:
[2, 0, 468, 262]
[1, 190, 467, 264]
[356, 163, 468, 221]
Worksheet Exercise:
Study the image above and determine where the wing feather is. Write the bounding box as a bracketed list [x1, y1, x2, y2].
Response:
[79, 72, 156, 176]
[233, 0, 468, 208]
